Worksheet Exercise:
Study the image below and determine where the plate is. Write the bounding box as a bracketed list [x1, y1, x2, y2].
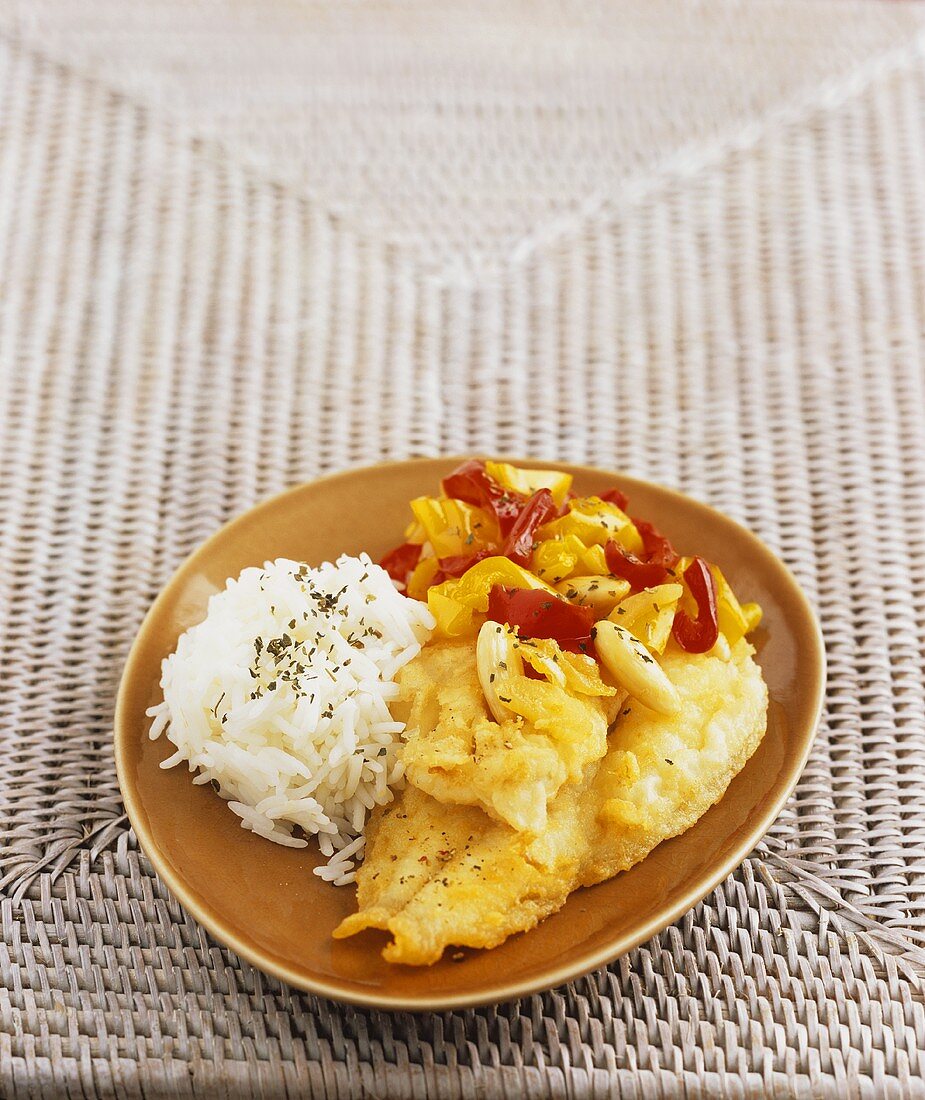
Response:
[114, 457, 825, 1010]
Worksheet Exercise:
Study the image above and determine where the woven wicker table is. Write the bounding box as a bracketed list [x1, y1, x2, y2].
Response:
[2, 1, 925, 1096]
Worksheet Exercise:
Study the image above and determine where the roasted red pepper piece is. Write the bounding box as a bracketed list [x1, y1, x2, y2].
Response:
[599, 487, 630, 511]
[605, 539, 670, 591]
[487, 585, 595, 643]
[441, 459, 526, 536]
[633, 518, 680, 571]
[672, 556, 719, 653]
[379, 542, 422, 589]
[437, 548, 495, 578]
[440, 459, 494, 508]
[502, 489, 557, 567]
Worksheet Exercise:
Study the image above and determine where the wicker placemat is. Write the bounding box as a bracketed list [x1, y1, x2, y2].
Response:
[2, 1, 925, 1096]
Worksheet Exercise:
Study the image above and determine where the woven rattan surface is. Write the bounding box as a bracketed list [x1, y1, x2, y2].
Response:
[2, 1, 925, 1096]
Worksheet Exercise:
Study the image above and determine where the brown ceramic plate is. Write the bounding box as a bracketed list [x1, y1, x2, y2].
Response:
[114, 457, 824, 1011]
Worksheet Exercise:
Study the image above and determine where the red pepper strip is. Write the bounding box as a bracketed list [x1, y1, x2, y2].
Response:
[441, 459, 494, 507]
[599, 487, 629, 511]
[487, 585, 595, 643]
[633, 518, 680, 570]
[672, 556, 719, 653]
[379, 541, 422, 589]
[441, 459, 526, 536]
[502, 489, 557, 566]
[605, 539, 669, 591]
[437, 548, 495, 578]
[556, 489, 577, 517]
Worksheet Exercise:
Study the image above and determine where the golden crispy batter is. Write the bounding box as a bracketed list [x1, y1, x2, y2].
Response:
[334, 640, 768, 965]
[395, 639, 620, 834]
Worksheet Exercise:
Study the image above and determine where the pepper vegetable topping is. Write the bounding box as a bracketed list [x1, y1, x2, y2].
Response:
[672, 556, 719, 653]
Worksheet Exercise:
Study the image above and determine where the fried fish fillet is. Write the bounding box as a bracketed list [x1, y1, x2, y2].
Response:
[396, 639, 621, 834]
[333, 639, 768, 965]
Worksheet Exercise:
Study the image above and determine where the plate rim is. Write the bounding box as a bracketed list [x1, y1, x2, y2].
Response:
[114, 455, 826, 1011]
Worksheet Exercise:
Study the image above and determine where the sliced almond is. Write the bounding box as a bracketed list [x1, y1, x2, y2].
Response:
[593, 620, 680, 716]
[476, 620, 524, 723]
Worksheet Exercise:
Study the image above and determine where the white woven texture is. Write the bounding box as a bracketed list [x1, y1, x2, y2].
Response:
[2, 0, 925, 1096]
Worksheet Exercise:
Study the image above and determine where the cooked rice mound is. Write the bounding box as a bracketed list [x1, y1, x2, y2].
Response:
[147, 554, 434, 884]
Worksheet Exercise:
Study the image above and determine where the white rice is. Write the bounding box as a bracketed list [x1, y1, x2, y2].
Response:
[146, 554, 433, 884]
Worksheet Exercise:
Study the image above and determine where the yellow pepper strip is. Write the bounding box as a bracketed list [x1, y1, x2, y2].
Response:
[532, 535, 610, 583]
[555, 575, 631, 619]
[409, 496, 497, 559]
[536, 496, 644, 555]
[608, 583, 683, 655]
[484, 460, 573, 508]
[518, 636, 616, 697]
[580, 544, 609, 574]
[406, 555, 441, 601]
[531, 535, 582, 583]
[427, 590, 476, 637]
[426, 556, 555, 637]
[709, 565, 751, 646]
[403, 519, 427, 545]
[673, 555, 696, 617]
[742, 602, 763, 632]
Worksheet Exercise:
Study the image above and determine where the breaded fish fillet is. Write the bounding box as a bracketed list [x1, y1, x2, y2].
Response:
[333, 640, 768, 965]
[396, 639, 621, 834]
